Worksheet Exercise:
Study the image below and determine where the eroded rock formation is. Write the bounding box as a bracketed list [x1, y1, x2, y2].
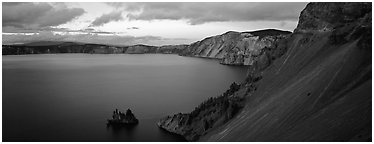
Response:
[107, 108, 139, 126]
[179, 29, 291, 65]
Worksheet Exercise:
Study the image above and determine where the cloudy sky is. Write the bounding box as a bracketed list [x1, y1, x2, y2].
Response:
[2, 2, 307, 46]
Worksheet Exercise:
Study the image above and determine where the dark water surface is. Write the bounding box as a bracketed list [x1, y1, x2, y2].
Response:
[3, 54, 248, 141]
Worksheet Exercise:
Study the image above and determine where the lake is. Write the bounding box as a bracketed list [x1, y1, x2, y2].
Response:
[3, 54, 248, 142]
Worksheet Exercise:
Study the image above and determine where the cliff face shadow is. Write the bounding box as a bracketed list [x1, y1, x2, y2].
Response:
[157, 127, 187, 141]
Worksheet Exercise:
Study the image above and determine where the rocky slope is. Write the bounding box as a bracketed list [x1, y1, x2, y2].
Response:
[158, 2, 372, 142]
[157, 82, 246, 141]
[157, 31, 290, 141]
[179, 29, 291, 65]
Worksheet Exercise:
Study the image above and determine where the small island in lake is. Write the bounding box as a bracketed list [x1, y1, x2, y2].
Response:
[107, 109, 139, 126]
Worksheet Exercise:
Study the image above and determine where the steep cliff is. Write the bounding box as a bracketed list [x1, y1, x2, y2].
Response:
[158, 2, 372, 142]
[201, 2, 372, 141]
[179, 29, 291, 65]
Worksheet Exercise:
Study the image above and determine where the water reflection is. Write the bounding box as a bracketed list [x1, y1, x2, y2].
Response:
[107, 124, 137, 141]
[157, 126, 187, 141]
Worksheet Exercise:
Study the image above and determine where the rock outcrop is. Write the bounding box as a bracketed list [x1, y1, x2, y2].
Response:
[107, 108, 139, 126]
[295, 2, 371, 33]
[179, 29, 291, 65]
[158, 2, 372, 142]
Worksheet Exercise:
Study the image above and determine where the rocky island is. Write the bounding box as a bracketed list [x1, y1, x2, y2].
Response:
[107, 109, 139, 126]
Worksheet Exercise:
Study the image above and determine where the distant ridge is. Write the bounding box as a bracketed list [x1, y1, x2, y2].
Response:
[3, 29, 292, 67]
[22, 41, 78, 46]
[244, 29, 292, 38]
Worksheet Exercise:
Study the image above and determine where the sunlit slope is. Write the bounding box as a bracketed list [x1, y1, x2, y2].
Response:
[201, 3, 371, 141]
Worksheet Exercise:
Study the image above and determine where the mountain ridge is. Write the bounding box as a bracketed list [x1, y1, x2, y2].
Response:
[2, 29, 291, 66]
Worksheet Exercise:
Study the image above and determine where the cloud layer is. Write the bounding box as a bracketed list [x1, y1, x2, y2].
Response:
[123, 2, 307, 25]
[2, 2, 307, 46]
[90, 11, 123, 26]
[3, 2, 85, 29]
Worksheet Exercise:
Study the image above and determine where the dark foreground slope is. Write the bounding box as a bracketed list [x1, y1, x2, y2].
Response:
[159, 2, 372, 142]
[200, 2, 372, 141]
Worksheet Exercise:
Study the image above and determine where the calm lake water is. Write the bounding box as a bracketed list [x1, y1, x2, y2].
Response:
[3, 54, 248, 142]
